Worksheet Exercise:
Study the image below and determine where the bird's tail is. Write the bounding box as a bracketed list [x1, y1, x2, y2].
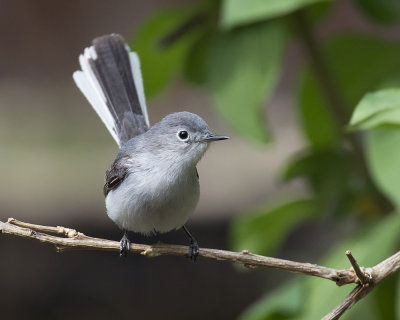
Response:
[73, 34, 149, 146]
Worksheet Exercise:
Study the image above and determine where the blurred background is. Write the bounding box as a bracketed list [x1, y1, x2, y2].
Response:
[1, 0, 400, 319]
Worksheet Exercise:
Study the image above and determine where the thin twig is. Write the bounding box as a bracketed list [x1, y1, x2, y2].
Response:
[345, 250, 372, 286]
[1, 218, 356, 284]
[2, 218, 400, 320]
[158, 12, 206, 48]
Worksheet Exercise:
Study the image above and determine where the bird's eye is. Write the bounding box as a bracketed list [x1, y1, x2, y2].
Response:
[177, 130, 189, 140]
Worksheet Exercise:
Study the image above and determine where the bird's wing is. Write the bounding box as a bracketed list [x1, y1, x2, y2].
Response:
[103, 159, 129, 196]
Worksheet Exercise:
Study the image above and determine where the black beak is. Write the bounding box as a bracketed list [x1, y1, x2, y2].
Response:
[202, 134, 230, 142]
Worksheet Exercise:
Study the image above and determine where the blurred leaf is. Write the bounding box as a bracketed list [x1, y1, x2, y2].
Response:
[299, 70, 341, 149]
[282, 148, 352, 196]
[230, 199, 319, 256]
[366, 129, 400, 208]
[131, 8, 203, 97]
[299, 34, 400, 149]
[355, 0, 400, 24]
[281, 148, 384, 218]
[373, 273, 398, 320]
[299, 213, 400, 319]
[397, 275, 400, 318]
[183, 31, 214, 85]
[239, 280, 304, 320]
[378, 75, 400, 89]
[304, 0, 333, 22]
[208, 21, 287, 143]
[221, 0, 331, 29]
[349, 89, 400, 131]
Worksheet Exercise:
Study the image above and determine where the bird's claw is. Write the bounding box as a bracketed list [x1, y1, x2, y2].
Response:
[120, 232, 130, 257]
[189, 240, 199, 262]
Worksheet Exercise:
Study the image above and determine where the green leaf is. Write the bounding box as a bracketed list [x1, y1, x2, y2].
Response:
[239, 280, 304, 320]
[208, 21, 287, 143]
[355, 0, 400, 24]
[299, 70, 341, 149]
[221, 0, 331, 29]
[282, 148, 353, 197]
[299, 214, 400, 319]
[131, 8, 202, 97]
[373, 273, 398, 320]
[230, 199, 319, 256]
[366, 129, 400, 208]
[183, 31, 213, 85]
[299, 34, 400, 149]
[349, 89, 400, 131]
[396, 275, 400, 318]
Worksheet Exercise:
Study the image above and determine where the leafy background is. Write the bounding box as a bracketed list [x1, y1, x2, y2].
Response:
[1, 0, 400, 319]
[131, 0, 400, 318]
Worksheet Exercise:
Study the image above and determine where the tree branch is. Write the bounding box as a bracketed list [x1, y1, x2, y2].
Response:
[0, 218, 357, 284]
[323, 250, 400, 320]
[1, 218, 400, 319]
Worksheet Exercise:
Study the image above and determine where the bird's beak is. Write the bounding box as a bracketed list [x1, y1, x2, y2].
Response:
[201, 133, 230, 142]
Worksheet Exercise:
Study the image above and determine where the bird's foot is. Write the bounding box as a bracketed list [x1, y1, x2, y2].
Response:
[182, 225, 199, 262]
[120, 232, 130, 257]
[189, 239, 199, 261]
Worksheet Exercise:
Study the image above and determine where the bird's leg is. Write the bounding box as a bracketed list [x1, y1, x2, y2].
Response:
[182, 225, 199, 261]
[153, 229, 162, 244]
[120, 230, 130, 257]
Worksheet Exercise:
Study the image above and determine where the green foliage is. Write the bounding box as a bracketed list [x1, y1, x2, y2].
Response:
[238, 214, 400, 319]
[221, 0, 331, 29]
[134, 1, 400, 318]
[373, 273, 399, 320]
[299, 70, 339, 149]
[282, 148, 353, 197]
[299, 214, 400, 319]
[208, 20, 287, 143]
[230, 199, 319, 256]
[355, 0, 400, 24]
[183, 32, 213, 85]
[131, 8, 202, 97]
[397, 276, 400, 318]
[349, 89, 400, 130]
[299, 35, 400, 149]
[366, 129, 400, 208]
[239, 280, 304, 320]
[350, 89, 400, 207]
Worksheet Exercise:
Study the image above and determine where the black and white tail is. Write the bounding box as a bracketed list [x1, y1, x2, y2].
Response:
[73, 34, 150, 146]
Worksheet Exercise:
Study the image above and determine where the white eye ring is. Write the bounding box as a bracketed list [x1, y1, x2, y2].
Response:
[177, 130, 189, 141]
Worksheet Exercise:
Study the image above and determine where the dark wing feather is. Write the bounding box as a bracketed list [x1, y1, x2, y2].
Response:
[103, 159, 129, 196]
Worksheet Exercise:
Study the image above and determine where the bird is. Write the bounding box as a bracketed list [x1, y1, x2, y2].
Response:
[73, 34, 229, 259]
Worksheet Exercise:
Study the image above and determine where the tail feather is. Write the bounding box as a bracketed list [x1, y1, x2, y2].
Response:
[73, 34, 149, 146]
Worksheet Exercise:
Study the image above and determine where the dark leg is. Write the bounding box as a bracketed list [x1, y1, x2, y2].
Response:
[153, 229, 162, 243]
[182, 225, 199, 261]
[120, 230, 130, 257]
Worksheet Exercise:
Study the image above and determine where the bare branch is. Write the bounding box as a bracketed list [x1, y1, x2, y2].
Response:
[322, 285, 374, 320]
[2, 218, 400, 320]
[1, 218, 356, 284]
[323, 250, 400, 320]
[345, 250, 372, 286]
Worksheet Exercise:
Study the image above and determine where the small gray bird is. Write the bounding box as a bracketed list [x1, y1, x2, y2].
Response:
[73, 34, 228, 259]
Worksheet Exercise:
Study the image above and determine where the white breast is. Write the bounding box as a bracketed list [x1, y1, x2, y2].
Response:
[105, 162, 200, 235]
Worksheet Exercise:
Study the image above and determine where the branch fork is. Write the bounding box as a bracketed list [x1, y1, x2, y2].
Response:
[345, 250, 372, 286]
